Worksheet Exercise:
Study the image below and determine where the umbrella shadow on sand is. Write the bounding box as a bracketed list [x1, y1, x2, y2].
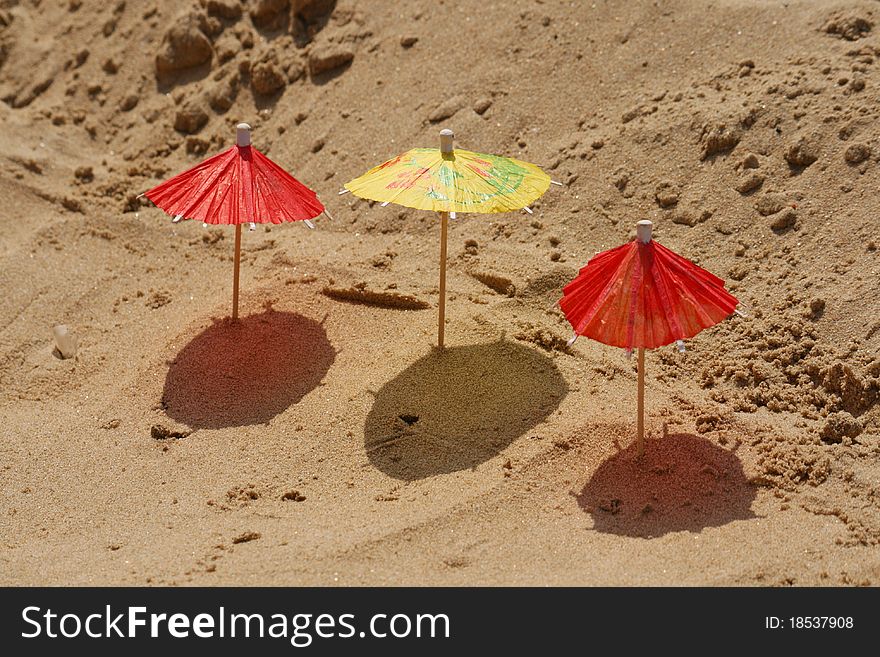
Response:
[576, 433, 757, 538]
[364, 340, 568, 480]
[161, 309, 335, 430]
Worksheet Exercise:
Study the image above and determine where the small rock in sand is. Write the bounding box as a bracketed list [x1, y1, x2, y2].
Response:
[74, 166, 94, 182]
[755, 192, 790, 216]
[400, 35, 418, 48]
[819, 411, 862, 443]
[739, 153, 760, 169]
[808, 297, 826, 318]
[155, 14, 213, 74]
[292, 0, 337, 22]
[784, 138, 818, 168]
[769, 208, 797, 233]
[671, 208, 711, 227]
[215, 33, 240, 63]
[119, 94, 139, 112]
[844, 143, 871, 164]
[186, 137, 210, 155]
[654, 182, 679, 208]
[701, 123, 741, 159]
[207, 73, 239, 113]
[823, 12, 873, 41]
[232, 531, 261, 544]
[150, 423, 191, 440]
[250, 0, 289, 27]
[52, 325, 78, 359]
[284, 54, 306, 82]
[473, 98, 492, 115]
[207, 0, 242, 20]
[174, 103, 209, 134]
[735, 172, 764, 194]
[62, 197, 84, 213]
[308, 45, 355, 76]
[251, 59, 286, 95]
[428, 95, 465, 123]
[73, 48, 89, 68]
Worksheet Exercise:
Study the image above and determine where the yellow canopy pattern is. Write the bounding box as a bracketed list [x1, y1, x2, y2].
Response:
[343, 147, 551, 214]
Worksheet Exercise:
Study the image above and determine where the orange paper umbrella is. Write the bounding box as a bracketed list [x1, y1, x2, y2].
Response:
[559, 220, 739, 454]
[143, 123, 328, 319]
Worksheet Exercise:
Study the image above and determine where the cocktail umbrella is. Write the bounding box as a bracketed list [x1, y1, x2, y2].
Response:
[143, 123, 328, 319]
[559, 220, 739, 455]
[342, 128, 556, 347]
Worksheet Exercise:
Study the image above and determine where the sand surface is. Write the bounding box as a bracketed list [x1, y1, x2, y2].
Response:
[0, 0, 878, 586]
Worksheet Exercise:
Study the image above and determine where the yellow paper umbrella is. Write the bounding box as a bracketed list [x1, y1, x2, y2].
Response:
[342, 129, 555, 346]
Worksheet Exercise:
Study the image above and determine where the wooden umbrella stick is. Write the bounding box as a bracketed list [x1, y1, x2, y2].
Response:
[232, 223, 242, 319]
[634, 219, 653, 457]
[438, 211, 448, 348]
[637, 346, 645, 456]
[436, 128, 454, 349]
[231, 123, 251, 322]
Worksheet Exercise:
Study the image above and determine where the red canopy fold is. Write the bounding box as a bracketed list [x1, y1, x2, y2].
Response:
[144, 145, 324, 225]
[560, 238, 738, 350]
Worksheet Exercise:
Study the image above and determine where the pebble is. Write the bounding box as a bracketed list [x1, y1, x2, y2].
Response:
[735, 173, 764, 194]
[74, 166, 94, 182]
[52, 325, 78, 359]
[250, 0, 288, 27]
[655, 182, 679, 208]
[428, 95, 464, 123]
[784, 138, 818, 168]
[473, 98, 492, 115]
[155, 15, 213, 74]
[150, 424, 191, 440]
[207, 74, 239, 113]
[119, 94, 138, 112]
[755, 193, 790, 216]
[740, 153, 760, 169]
[174, 103, 208, 134]
[769, 208, 797, 233]
[844, 142, 871, 164]
[207, 0, 242, 20]
[308, 45, 355, 76]
[671, 209, 711, 227]
[251, 60, 286, 95]
[819, 411, 862, 444]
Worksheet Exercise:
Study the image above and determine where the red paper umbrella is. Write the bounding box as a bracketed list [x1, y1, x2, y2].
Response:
[143, 123, 328, 319]
[559, 220, 739, 455]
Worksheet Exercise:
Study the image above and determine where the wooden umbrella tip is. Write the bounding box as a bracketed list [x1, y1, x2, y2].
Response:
[439, 128, 454, 154]
[636, 219, 653, 243]
[236, 123, 252, 147]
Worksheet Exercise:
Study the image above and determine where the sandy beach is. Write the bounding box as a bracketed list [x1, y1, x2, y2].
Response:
[0, 0, 878, 586]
